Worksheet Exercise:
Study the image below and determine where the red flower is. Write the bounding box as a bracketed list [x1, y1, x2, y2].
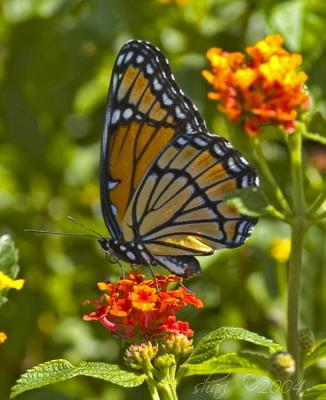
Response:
[159, 316, 194, 337]
[203, 34, 310, 136]
[83, 271, 203, 341]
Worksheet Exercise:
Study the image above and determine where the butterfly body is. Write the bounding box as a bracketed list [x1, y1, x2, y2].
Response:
[99, 40, 259, 278]
[99, 237, 202, 278]
[99, 238, 155, 265]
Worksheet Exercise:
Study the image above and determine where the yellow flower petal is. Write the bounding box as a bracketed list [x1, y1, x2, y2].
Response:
[247, 34, 287, 60]
[234, 68, 257, 89]
[97, 282, 108, 291]
[0, 332, 7, 343]
[0, 271, 24, 290]
[270, 238, 291, 263]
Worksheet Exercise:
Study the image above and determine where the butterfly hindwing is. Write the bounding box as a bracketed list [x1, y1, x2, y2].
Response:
[100, 40, 207, 238]
[121, 132, 258, 256]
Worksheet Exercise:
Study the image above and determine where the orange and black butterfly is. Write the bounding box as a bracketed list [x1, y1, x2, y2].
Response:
[98, 40, 259, 278]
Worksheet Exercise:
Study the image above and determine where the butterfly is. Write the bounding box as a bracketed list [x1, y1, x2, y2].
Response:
[97, 39, 259, 279]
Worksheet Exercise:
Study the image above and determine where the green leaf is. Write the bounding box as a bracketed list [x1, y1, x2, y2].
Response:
[180, 351, 272, 379]
[268, 0, 303, 51]
[307, 111, 326, 137]
[0, 234, 19, 276]
[304, 339, 326, 369]
[187, 327, 283, 365]
[302, 384, 326, 400]
[224, 188, 269, 217]
[10, 359, 145, 398]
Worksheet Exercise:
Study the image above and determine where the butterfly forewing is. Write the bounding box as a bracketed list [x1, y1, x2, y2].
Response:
[122, 132, 258, 256]
[101, 40, 207, 238]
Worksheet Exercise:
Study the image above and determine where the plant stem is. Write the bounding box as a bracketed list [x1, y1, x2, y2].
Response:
[266, 204, 289, 222]
[146, 378, 161, 400]
[158, 382, 178, 400]
[287, 131, 306, 400]
[160, 364, 178, 400]
[302, 130, 326, 146]
[315, 211, 326, 220]
[152, 362, 179, 400]
[309, 185, 326, 214]
[251, 137, 291, 215]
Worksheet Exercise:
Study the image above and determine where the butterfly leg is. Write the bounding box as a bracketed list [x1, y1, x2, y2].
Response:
[105, 252, 125, 278]
[117, 259, 125, 279]
[146, 262, 159, 293]
[179, 282, 196, 295]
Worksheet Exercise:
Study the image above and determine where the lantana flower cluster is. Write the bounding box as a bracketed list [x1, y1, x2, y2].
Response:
[83, 272, 203, 340]
[203, 34, 310, 136]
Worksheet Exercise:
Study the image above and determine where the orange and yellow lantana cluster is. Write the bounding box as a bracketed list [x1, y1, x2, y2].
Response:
[203, 34, 310, 136]
[84, 272, 203, 340]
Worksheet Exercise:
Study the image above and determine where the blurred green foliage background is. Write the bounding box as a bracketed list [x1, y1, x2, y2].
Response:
[0, 0, 325, 399]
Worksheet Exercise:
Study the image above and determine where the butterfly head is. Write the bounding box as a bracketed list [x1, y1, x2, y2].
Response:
[98, 238, 143, 265]
[98, 238, 111, 252]
[98, 238, 123, 262]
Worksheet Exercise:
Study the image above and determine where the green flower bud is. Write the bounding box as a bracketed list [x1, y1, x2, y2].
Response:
[299, 328, 315, 354]
[160, 333, 193, 358]
[154, 354, 176, 371]
[271, 351, 295, 379]
[124, 341, 158, 370]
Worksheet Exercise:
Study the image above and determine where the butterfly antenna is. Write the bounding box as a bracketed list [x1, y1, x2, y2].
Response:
[24, 229, 100, 240]
[67, 215, 105, 239]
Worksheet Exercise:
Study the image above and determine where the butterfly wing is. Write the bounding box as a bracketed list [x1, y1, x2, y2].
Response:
[101, 40, 207, 238]
[121, 131, 258, 272]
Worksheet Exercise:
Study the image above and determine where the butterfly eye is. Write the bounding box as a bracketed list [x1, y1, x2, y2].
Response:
[99, 239, 110, 251]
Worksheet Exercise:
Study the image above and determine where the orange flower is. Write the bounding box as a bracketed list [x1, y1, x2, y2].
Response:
[159, 315, 194, 337]
[130, 285, 157, 311]
[203, 34, 310, 136]
[84, 271, 203, 341]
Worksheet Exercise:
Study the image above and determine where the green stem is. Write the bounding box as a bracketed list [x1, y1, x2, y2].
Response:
[167, 384, 178, 400]
[161, 364, 178, 400]
[146, 377, 161, 400]
[302, 130, 326, 146]
[168, 364, 178, 400]
[251, 137, 291, 215]
[266, 204, 290, 222]
[152, 362, 179, 400]
[158, 382, 178, 400]
[287, 131, 306, 400]
[170, 385, 178, 400]
[315, 211, 326, 220]
[309, 185, 326, 214]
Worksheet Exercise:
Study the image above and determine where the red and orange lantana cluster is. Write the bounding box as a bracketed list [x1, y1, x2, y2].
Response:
[84, 272, 203, 340]
[203, 34, 310, 136]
